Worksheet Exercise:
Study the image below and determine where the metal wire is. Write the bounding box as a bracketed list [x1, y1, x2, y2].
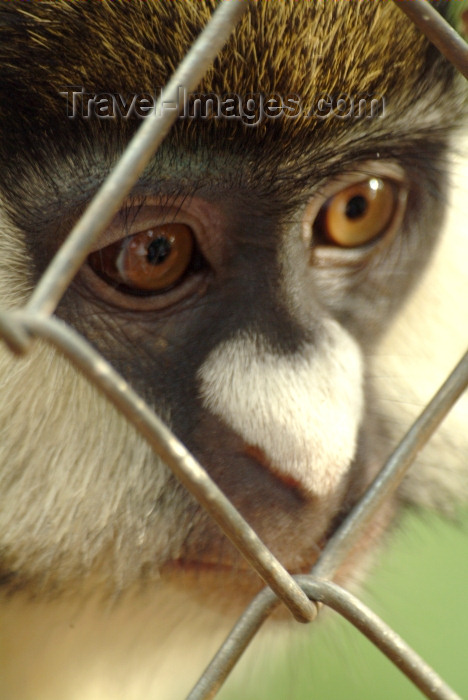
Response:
[391, 0, 468, 79]
[0, 1, 466, 700]
[186, 351, 468, 700]
[312, 349, 468, 580]
[0, 308, 316, 624]
[26, 0, 250, 319]
[187, 577, 464, 700]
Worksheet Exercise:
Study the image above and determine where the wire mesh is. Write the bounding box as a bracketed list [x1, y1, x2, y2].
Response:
[0, 1, 466, 699]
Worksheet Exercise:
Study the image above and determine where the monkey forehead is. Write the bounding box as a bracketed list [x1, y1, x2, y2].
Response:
[0, 0, 459, 209]
[0, 1, 431, 118]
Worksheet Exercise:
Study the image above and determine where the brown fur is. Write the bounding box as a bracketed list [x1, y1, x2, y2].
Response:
[0, 2, 466, 699]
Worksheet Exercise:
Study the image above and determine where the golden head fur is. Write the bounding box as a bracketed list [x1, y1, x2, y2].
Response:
[0, 1, 466, 699]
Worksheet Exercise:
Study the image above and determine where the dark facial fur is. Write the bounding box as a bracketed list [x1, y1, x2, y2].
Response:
[0, 2, 466, 699]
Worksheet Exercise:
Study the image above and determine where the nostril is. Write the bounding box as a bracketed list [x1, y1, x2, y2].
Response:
[243, 443, 304, 492]
[243, 443, 271, 469]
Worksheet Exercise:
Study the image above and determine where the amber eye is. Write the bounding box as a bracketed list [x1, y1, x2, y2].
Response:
[88, 223, 195, 295]
[313, 178, 397, 248]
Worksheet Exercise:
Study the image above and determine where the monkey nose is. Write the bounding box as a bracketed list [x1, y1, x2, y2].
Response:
[198, 320, 364, 497]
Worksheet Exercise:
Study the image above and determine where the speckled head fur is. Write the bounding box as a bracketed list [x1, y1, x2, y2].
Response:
[0, 2, 466, 699]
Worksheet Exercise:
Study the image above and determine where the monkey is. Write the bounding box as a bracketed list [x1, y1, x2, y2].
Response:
[0, 1, 466, 699]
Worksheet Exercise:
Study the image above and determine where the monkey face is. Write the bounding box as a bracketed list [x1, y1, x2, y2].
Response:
[0, 0, 464, 608]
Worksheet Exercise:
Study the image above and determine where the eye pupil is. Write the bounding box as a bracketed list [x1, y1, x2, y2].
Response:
[345, 195, 368, 220]
[147, 236, 172, 265]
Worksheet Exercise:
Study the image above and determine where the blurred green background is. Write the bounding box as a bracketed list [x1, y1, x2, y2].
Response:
[219, 510, 468, 700]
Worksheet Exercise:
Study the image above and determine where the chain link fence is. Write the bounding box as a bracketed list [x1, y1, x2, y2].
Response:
[0, 1, 467, 698]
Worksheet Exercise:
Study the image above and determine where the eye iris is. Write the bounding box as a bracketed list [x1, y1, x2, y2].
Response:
[88, 223, 195, 294]
[345, 195, 368, 220]
[313, 178, 397, 249]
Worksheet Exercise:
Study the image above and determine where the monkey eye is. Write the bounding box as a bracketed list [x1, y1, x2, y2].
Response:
[88, 223, 197, 295]
[312, 178, 398, 249]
